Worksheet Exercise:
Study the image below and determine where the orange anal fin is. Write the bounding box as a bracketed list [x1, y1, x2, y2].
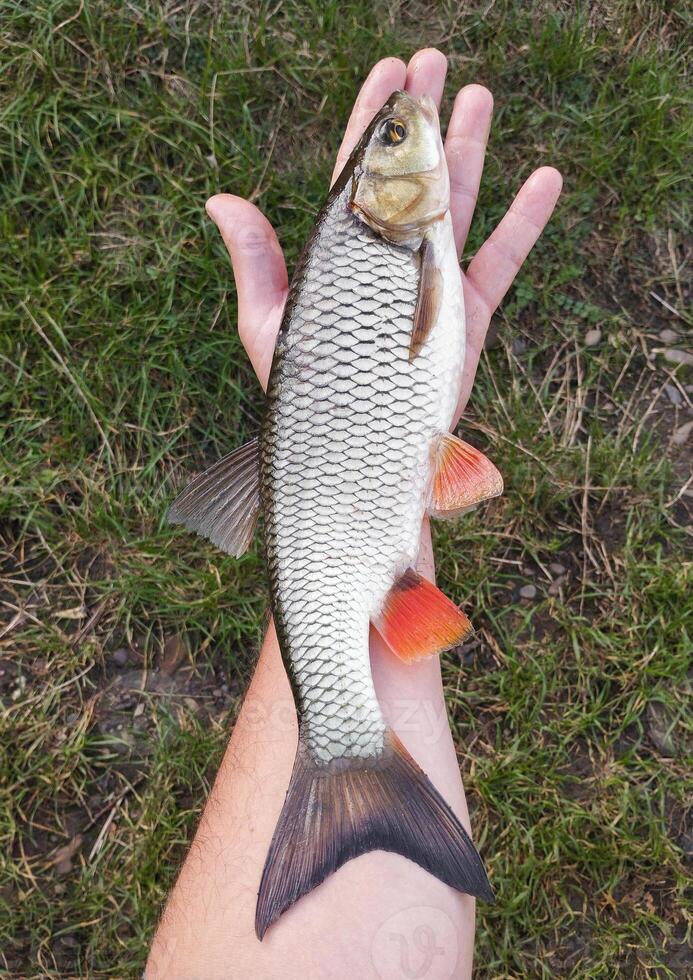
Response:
[430, 432, 503, 520]
[374, 568, 473, 663]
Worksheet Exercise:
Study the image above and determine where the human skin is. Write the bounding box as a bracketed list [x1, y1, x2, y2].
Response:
[146, 49, 562, 980]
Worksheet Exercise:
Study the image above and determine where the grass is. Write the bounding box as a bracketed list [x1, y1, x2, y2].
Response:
[1, 1, 690, 976]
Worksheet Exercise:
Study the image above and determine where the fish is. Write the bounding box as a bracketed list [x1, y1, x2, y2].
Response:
[167, 90, 503, 939]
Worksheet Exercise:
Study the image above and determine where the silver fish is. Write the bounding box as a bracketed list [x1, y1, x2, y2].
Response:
[168, 91, 502, 939]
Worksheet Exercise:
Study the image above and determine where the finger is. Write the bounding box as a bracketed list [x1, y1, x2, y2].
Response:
[404, 47, 447, 105]
[465, 167, 563, 319]
[444, 85, 493, 256]
[206, 193, 288, 389]
[450, 283, 499, 426]
[451, 167, 563, 424]
[331, 57, 406, 185]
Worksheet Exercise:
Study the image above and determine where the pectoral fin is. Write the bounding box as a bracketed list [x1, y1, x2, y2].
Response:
[167, 438, 260, 558]
[410, 236, 442, 361]
[429, 433, 503, 519]
[374, 567, 473, 663]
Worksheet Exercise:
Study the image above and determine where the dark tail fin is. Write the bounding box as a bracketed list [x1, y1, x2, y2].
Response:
[255, 730, 493, 939]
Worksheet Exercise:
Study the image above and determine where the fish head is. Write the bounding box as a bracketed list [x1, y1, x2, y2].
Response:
[349, 90, 449, 247]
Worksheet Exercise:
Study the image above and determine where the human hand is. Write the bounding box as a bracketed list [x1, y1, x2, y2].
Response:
[205, 48, 562, 428]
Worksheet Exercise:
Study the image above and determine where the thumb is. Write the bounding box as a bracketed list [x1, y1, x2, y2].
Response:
[206, 194, 288, 389]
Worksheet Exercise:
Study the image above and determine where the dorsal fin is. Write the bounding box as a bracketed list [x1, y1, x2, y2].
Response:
[167, 438, 260, 558]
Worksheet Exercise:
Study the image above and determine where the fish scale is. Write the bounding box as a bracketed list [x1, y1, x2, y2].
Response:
[260, 183, 462, 764]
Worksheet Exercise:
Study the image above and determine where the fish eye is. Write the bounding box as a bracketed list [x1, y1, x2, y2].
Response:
[379, 118, 407, 145]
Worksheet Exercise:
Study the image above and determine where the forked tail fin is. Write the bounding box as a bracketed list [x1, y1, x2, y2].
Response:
[255, 730, 493, 939]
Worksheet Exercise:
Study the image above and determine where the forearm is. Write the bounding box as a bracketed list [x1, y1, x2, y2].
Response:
[146, 535, 477, 980]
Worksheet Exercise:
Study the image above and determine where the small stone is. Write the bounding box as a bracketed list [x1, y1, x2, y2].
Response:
[52, 834, 83, 874]
[672, 420, 693, 446]
[659, 328, 679, 344]
[519, 584, 537, 600]
[664, 383, 682, 405]
[548, 581, 563, 596]
[111, 649, 129, 667]
[664, 348, 693, 367]
[53, 883, 65, 896]
[133, 702, 144, 718]
[550, 562, 566, 576]
[212, 688, 222, 698]
[160, 633, 187, 676]
[585, 328, 602, 347]
[512, 338, 527, 355]
[522, 565, 534, 576]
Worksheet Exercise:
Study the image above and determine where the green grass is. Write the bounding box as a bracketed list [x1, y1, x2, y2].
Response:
[1, 1, 691, 976]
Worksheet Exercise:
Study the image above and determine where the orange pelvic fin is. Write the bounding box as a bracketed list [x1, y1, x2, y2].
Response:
[374, 567, 473, 663]
[429, 432, 503, 519]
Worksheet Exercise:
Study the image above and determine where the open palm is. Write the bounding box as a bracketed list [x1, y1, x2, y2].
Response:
[205, 48, 561, 424]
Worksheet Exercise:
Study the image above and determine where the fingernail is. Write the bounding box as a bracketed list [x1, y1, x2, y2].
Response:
[205, 197, 222, 223]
